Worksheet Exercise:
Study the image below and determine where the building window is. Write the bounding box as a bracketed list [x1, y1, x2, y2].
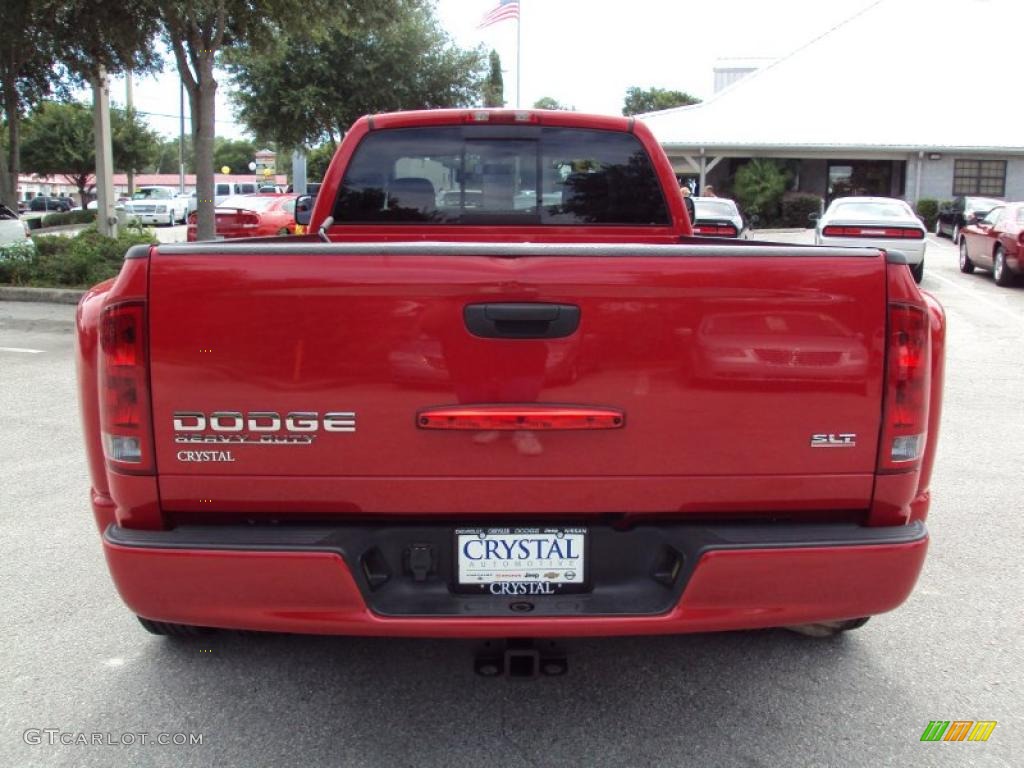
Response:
[953, 159, 1006, 197]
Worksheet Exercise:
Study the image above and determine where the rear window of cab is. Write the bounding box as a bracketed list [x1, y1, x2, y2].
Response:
[333, 126, 670, 226]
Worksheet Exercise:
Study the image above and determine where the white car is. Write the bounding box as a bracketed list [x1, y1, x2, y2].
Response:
[691, 197, 750, 239]
[121, 186, 190, 226]
[0, 204, 33, 255]
[814, 196, 927, 283]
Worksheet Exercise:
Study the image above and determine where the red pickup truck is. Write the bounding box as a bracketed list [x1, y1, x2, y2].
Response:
[77, 109, 945, 644]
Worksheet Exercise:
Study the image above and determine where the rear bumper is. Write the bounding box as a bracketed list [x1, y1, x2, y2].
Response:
[818, 237, 926, 263]
[101, 520, 928, 638]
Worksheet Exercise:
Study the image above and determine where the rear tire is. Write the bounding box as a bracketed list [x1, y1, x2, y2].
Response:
[785, 617, 870, 637]
[959, 238, 975, 273]
[993, 246, 1014, 286]
[910, 259, 924, 283]
[137, 616, 213, 638]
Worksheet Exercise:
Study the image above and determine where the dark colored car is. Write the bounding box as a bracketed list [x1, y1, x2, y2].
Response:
[959, 202, 1023, 287]
[935, 196, 1002, 244]
[29, 195, 72, 212]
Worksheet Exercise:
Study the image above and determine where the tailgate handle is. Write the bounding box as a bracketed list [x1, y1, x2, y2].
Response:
[464, 303, 580, 339]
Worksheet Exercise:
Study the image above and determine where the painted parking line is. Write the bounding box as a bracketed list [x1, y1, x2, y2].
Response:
[924, 271, 1024, 330]
[0, 346, 44, 354]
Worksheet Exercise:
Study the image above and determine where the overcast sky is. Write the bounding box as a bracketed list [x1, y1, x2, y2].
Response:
[100, 0, 885, 142]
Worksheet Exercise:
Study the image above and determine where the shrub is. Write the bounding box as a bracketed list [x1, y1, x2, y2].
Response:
[780, 194, 823, 229]
[40, 209, 97, 228]
[915, 198, 940, 231]
[733, 159, 789, 227]
[0, 224, 156, 288]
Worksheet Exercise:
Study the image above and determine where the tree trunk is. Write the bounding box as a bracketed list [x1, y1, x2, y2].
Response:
[1, 81, 20, 210]
[192, 58, 217, 242]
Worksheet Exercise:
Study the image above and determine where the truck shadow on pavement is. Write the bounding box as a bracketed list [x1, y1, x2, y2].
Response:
[104, 627, 909, 767]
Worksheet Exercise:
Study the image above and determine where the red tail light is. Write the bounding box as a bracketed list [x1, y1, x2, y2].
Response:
[878, 303, 929, 472]
[417, 406, 624, 431]
[240, 212, 261, 228]
[99, 302, 154, 473]
[823, 226, 924, 239]
[693, 225, 738, 237]
[464, 110, 537, 124]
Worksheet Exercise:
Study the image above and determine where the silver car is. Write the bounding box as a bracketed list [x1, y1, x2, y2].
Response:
[0, 204, 33, 256]
[691, 197, 750, 239]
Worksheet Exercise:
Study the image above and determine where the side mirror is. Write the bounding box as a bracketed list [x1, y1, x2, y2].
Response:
[295, 195, 313, 226]
[807, 212, 819, 222]
[965, 213, 979, 225]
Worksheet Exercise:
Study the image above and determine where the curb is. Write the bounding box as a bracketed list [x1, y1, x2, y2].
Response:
[0, 286, 85, 305]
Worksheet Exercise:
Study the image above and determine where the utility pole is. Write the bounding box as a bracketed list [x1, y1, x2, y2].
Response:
[178, 80, 186, 195]
[292, 150, 307, 194]
[93, 66, 117, 237]
[126, 69, 135, 196]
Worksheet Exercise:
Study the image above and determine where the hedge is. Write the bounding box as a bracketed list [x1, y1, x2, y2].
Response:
[780, 194, 823, 229]
[0, 224, 156, 288]
[40, 209, 97, 228]
[915, 199, 942, 231]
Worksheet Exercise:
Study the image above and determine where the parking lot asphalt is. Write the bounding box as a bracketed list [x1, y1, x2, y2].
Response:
[0, 232, 1020, 767]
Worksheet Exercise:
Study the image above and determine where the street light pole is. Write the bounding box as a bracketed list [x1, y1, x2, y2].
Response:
[126, 69, 135, 197]
[92, 66, 117, 237]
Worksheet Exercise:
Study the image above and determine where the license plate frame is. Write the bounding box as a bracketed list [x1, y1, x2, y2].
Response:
[452, 527, 589, 595]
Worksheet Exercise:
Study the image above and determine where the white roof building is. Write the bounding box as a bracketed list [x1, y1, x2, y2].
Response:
[641, 0, 1024, 204]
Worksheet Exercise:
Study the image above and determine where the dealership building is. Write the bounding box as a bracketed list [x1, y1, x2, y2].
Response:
[642, 0, 1024, 206]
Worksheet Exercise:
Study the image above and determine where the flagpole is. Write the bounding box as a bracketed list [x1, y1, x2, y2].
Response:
[515, 4, 521, 108]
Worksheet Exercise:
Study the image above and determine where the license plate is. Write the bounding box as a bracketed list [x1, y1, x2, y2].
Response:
[454, 527, 587, 595]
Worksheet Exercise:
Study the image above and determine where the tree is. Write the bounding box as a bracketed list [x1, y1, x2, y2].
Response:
[112, 107, 161, 179]
[533, 96, 573, 111]
[622, 86, 700, 116]
[151, 136, 195, 174]
[306, 143, 335, 182]
[482, 50, 503, 108]
[55, 1, 162, 230]
[21, 101, 160, 208]
[224, 0, 486, 150]
[21, 102, 95, 208]
[0, 2, 66, 208]
[213, 137, 258, 175]
[158, 1, 384, 240]
[732, 159, 789, 224]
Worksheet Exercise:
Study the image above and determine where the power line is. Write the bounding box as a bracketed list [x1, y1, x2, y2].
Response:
[129, 108, 246, 128]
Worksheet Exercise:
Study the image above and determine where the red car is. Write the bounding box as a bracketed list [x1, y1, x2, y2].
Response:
[186, 193, 298, 241]
[959, 202, 1023, 286]
[76, 109, 945, 658]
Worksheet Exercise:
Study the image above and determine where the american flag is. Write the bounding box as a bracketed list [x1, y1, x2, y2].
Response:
[478, 0, 520, 28]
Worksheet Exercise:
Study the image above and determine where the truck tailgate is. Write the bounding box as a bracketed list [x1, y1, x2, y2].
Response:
[148, 242, 886, 516]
